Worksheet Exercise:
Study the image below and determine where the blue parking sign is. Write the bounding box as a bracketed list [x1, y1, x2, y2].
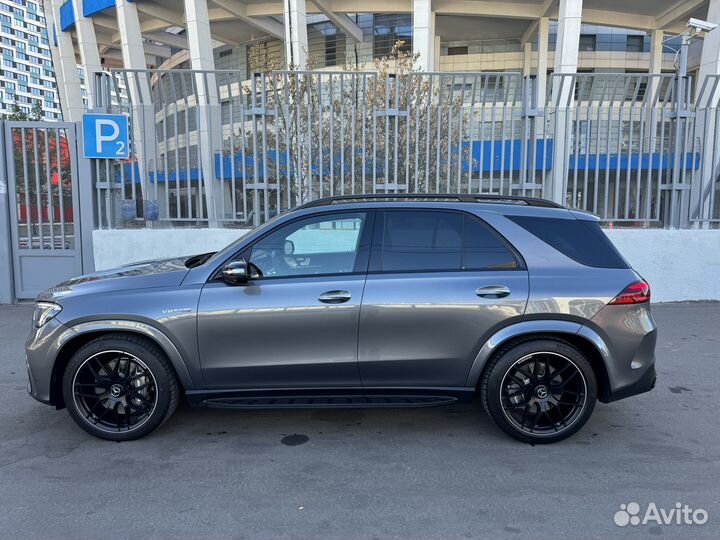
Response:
[82, 113, 130, 159]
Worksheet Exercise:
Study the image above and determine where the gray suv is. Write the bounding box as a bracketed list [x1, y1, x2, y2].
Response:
[26, 194, 657, 444]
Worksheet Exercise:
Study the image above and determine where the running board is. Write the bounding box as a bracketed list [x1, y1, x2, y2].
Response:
[203, 395, 458, 410]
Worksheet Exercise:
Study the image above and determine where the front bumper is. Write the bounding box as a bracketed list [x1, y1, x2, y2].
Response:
[25, 317, 70, 405]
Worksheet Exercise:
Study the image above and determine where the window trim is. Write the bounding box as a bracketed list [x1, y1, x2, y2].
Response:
[210, 210, 376, 283]
[368, 208, 526, 275]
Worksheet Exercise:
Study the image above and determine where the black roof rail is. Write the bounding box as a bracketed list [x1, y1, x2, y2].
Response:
[297, 193, 563, 209]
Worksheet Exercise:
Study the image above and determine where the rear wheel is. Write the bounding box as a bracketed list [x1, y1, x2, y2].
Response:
[481, 338, 597, 444]
[62, 334, 179, 441]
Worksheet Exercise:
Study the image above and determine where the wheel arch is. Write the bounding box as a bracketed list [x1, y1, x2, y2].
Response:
[49, 321, 197, 408]
[465, 320, 613, 402]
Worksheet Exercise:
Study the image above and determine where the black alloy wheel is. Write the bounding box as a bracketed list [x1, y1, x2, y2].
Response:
[72, 350, 158, 433]
[481, 338, 597, 444]
[63, 334, 179, 441]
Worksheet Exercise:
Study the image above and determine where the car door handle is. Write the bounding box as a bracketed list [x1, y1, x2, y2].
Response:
[318, 290, 352, 304]
[475, 285, 511, 298]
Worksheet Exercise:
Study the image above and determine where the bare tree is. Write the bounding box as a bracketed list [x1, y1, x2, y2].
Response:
[240, 41, 474, 210]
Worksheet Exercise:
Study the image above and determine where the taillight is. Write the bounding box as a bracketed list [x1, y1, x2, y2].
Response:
[609, 280, 650, 305]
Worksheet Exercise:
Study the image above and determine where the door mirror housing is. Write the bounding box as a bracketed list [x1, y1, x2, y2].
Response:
[221, 259, 249, 285]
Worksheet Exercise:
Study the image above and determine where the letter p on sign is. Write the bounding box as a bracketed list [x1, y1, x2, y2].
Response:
[82, 114, 130, 159]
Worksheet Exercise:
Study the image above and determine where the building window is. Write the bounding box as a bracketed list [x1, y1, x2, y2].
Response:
[308, 21, 346, 68]
[447, 46, 468, 56]
[246, 39, 284, 76]
[626, 35, 644, 53]
[579, 34, 596, 52]
[373, 14, 412, 58]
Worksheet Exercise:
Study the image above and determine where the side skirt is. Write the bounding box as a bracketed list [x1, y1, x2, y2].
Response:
[185, 387, 476, 410]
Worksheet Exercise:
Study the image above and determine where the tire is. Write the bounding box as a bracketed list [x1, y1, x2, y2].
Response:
[62, 334, 180, 441]
[480, 338, 597, 444]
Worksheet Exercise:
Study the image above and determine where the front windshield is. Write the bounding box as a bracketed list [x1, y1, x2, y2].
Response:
[202, 211, 289, 267]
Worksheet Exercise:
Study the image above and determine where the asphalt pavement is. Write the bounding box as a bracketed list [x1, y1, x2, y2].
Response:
[0, 302, 719, 540]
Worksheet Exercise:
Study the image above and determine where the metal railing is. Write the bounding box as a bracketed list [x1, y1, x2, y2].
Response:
[93, 69, 720, 229]
[691, 74, 720, 224]
[547, 72, 691, 226]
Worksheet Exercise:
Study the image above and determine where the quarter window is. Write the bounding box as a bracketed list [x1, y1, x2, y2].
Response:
[463, 214, 521, 270]
[508, 215, 629, 269]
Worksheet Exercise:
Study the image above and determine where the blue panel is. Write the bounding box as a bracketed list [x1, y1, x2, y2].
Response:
[59, 1, 75, 31]
[82, 114, 130, 159]
[119, 141, 701, 185]
[83, 0, 117, 17]
[568, 152, 700, 171]
[214, 151, 289, 180]
[465, 139, 554, 173]
[211, 140, 555, 179]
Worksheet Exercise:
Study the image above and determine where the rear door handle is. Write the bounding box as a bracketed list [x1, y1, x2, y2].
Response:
[318, 290, 352, 304]
[475, 285, 511, 298]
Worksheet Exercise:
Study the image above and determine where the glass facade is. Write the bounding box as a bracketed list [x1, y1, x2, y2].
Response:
[373, 14, 412, 58]
[308, 21, 346, 68]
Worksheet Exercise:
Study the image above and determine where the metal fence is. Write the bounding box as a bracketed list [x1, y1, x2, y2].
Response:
[692, 74, 720, 225]
[93, 69, 720, 229]
[1, 121, 87, 299]
[547, 72, 690, 226]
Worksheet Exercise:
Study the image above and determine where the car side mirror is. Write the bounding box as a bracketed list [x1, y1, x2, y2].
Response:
[221, 259, 248, 285]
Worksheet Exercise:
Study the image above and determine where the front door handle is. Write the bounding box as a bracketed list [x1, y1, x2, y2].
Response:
[476, 285, 511, 298]
[318, 290, 352, 304]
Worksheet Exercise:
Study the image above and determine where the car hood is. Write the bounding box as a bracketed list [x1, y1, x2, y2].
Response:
[38, 256, 191, 302]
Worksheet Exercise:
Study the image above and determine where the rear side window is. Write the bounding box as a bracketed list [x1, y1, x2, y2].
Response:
[508, 215, 629, 269]
[376, 210, 520, 272]
[380, 211, 462, 272]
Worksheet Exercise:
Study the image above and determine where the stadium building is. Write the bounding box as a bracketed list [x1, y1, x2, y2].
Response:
[44, 0, 720, 120]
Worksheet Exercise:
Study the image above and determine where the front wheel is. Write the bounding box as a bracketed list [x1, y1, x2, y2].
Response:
[480, 338, 597, 444]
[62, 334, 180, 441]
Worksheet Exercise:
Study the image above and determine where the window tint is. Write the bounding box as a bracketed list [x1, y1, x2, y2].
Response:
[508, 215, 629, 269]
[463, 215, 521, 270]
[378, 211, 520, 272]
[380, 211, 462, 272]
[249, 213, 366, 278]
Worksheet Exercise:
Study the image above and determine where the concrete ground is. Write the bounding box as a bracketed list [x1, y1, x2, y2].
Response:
[0, 302, 718, 540]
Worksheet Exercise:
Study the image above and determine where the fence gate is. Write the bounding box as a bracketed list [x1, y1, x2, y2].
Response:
[3, 121, 83, 299]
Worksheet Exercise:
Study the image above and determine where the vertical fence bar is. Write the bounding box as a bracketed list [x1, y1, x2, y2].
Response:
[20, 128, 31, 247]
[43, 128, 54, 249]
[31, 128, 43, 250]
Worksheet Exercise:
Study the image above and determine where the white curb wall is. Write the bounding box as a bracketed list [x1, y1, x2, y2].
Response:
[93, 228, 720, 303]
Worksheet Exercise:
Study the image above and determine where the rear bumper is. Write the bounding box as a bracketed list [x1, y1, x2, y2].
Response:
[585, 302, 658, 404]
[604, 363, 657, 402]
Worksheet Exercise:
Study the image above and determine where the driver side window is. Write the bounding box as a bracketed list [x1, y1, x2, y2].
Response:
[248, 212, 368, 278]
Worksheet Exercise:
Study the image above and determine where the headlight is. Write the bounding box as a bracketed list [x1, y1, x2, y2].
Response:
[33, 302, 62, 328]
